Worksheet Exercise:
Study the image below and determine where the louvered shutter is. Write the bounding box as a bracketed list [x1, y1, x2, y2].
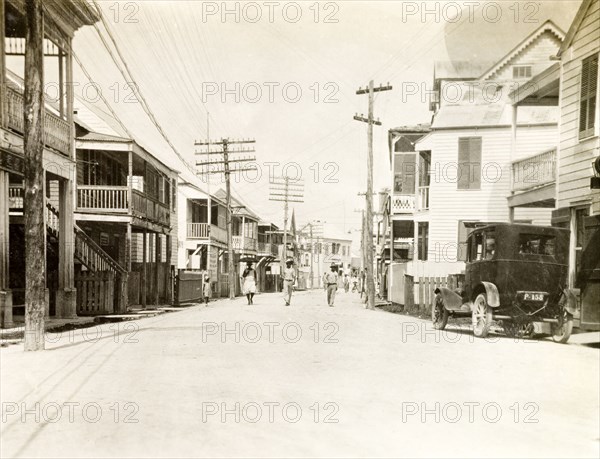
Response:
[580, 54, 599, 138]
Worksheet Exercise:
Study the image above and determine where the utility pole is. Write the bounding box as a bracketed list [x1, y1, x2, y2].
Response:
[309, 223, 314, 289]
[23, 0, 45, 351]
[354, 80, 392, 310]
[269, 177, 304, 276]
[195, 138, 256, 299]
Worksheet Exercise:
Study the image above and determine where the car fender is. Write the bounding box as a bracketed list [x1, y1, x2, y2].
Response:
[561, 288, 580, 316]
[473, 281, 500, 308]
[434, 287, 463, 311]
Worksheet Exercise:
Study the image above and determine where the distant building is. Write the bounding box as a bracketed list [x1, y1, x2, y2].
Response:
[297, 221, 352, 288]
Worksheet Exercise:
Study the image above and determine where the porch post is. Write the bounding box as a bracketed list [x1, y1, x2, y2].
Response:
[0, 171, 13, 328]
[568, 208, 577, 289]
[154, 233, 160, 305]
[165, 233, 172, 304]
[509, 103, 518, 223]
[56, 178, 77, 318]
[141, 228, 147, 308]
[0, 0, 6, 128]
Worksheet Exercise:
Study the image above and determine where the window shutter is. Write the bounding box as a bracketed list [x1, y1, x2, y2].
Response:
[469, 137, 482, 189]
[580, 54, 599, 137]
[458, 138, 470, 189]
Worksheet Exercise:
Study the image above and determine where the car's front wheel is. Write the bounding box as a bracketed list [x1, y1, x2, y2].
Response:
[472, 293, 493, 338]
[432, 294, 449, 330]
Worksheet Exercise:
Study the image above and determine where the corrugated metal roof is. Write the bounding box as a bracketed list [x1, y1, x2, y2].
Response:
[431, 81, 559, 129]
[77, 131, 131, 143]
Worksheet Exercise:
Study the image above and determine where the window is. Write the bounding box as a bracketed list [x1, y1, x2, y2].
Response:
[171, 178, 177, 212]
[473, 232, 484, 261]
[457, 221, 478, 261]
[458, 137, 482, 190]
[519, 234, 556, 256]
[484, 232, 496, 260]
[579, 54, 598, 139]
[513, 65, 532, 79]
[417, 222, 428, 261]
[394, 153, 416, 194]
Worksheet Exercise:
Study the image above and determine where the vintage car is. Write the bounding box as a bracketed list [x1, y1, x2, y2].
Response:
[432, 223, 578, 343]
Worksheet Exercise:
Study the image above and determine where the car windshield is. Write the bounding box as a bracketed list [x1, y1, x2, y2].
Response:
[518, 234, 556, 256]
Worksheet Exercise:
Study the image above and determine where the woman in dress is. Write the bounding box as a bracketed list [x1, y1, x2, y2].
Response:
[242, 261, 257, 305]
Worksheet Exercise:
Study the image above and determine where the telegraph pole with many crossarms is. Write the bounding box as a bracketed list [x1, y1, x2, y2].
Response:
[269, 176, 304, 275]
[354, 80, 392, 310]
[194, 138, 256, 299]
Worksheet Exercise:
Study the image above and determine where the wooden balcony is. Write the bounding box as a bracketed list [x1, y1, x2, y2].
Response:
[8, 185, 23, 209]
[391, 194, 415, 214]
[77, 185, 129, 212]
[131, 189, 170, 226]
[187, 223, 210, 239]
[512, 148, 557, 192]
[4, 85, 71, 156]
[210, 225, 227, 244]
[233, 236, 257, 252]
[258, 242, 278, 256]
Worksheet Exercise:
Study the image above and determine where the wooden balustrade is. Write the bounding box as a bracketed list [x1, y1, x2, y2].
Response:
[77, 185, 129, 211]
[8, 185, 23, 209]
[258, 242, 277, 256]
[210, 225, 227, 244]
[233, 236, 257, 252]
[391, 194, 416, 214]
[5, 85, 70, 156]
[512, 148, 557, 192]
[132, 189, 170, 226]
[187, 223, 210, 239]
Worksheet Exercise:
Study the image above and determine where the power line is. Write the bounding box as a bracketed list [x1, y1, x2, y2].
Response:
[91, 0, 197, 176]
[195, 138, 256, 299]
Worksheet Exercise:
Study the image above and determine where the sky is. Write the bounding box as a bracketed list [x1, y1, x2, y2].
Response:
[54, 0, 582, 245]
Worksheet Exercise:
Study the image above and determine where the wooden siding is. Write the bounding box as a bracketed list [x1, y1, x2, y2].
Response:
[490, 32, 563, 81]
[413, 125, 556, 275]
[558, 0, 600, 212]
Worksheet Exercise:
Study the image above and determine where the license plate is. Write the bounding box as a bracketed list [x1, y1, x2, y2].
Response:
[523, 292, 545, 301]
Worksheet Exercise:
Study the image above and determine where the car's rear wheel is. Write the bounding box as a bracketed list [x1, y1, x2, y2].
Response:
[472, 293, 493, 338]
[432, 294, 449, 330]
[551, 311, 573, 344]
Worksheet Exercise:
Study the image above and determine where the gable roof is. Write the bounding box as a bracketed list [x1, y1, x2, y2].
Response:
[213, 189, 261, 221]
[479, 20, 565, 80]
[557, 0, 595, 57]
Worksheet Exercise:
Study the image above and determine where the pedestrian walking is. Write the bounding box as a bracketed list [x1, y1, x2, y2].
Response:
[344, 274, 350, 293]
[203, 275, 212, 305]
[242, 261, 257, 305]
[351, 273, 358, 292]
[282, 259, 296, 306]
[324, 263, 339, 307]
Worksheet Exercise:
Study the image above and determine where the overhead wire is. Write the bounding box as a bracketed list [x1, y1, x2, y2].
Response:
[91, 0, 198, 176]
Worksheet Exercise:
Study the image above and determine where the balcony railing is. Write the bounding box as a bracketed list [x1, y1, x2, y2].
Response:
[187, 223, 210, 239]
[132, 189, 170, 226]
[417, 186, 429, 211]
[8, 185, 23, 209]
[77, 185, 129, 212]
[233, 236, 257, 252]
[210, 225, 227, 244]
[5, 85, 70, 156]
[257, 242, 278, 256]
[512, 148, 557, 192]
[391, 194, 415, 214]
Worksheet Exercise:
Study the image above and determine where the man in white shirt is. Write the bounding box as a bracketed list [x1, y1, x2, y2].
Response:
[324, 264, 339, 307]
[282, 259, 296, 306]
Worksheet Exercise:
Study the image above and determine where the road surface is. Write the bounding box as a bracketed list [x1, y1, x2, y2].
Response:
[1, 289, 598, 458]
